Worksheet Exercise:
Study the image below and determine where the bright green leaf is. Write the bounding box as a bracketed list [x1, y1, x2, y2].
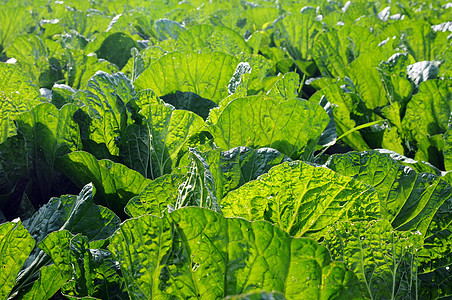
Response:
[209, 96, 329, 160]
[216, 146, 291, 199]
[274, 8, 322, 76]
[138, 104, 206, 178]
[0, 221, 35, 300]
[15, 103, 82, 201]
[326, 151, 452, 231]
[310, 84, 370, 151]
[125, 173, 184, 218]
[177, 24, 250, 55]
[402, 79, 452, 169]
[0, 62, 41, 143]
[312, 26, 379, 78]
[444, 129, 452, 172]
[377, 53, 414, 105]
[67, 51, 119, 90]
[174, 148, 221, 213]
[134, 52, 238, 103]
[19, 264, 71, 300]
[56, 151, 151, 216]
[109, 207, 364, 299]
[79, 71, 135, 157]
[155, 19, 186, 41]
[109, 214, 173, 299]
[18, 230, 73, 299]
[347, 51, 389, 111]
[0, 7, 34, 52]
[265, 72, 300, 101]
[95, 32, 137, 70]
[315, 219, 422, 299]
[222, 161, 380, 237]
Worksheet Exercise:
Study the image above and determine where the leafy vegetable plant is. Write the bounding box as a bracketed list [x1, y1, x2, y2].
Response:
[0, 0, 451, 299]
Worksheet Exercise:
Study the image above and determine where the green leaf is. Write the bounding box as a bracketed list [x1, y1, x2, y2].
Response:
[22, 183, 120, 249]
[0, 133, 28, 201]
[95, 32, 137, 70]
[14, 184, 120, 297]
[324, 150, 452, 298]
[226, 61, 252, 96]
[67, 51, 119, 90]
[138, 104, 206, 178]
[347, 51, 389, 111]
[310, 84, 370, 151]
[0, 6, 34, 51]
[305, 77, 337, 91]
[51, 84, 77, 109]
[15, 103, 82, 201]
[402, 79, 452, 169]
[155, 19, 186, 41]
[118, 124, 150, 178]
[109, 214, 173, 299]
[7, 34, 48, 69]
[79, 71, 135, 157]
[0, 91, 17, 143]
[216, 146, 291, 199]
[339, 2, 377, 25]
[375, 149, 443, 176]
[61, 234, 127, 299]
[315, 95, 337, 149]
[444, 128, 452, 172]
[19, 264, 70, 300]
[274, 8, 322, 76]
[174, 148, 221, 213]
[246, 31, 293, 74]
[415, 179, 452, 298]
[134, 51, 238, 103]
[242, 6, 279, 31]
[56, 151, 151, 216]
[126, 89, 164, 124]
[378, 102, 405, 155]
[58, 9, 109, 38]
[209, 96, 329, 160]
[18, 230, 75, 299]
[231, 53, 273, 96]
[312, 26, 379, 78]
[326, 151, 452, 233]
[0, 62, 41, 143]
[222, 161, 380, 237]
[109, 207, 364, 299]
[177, 24, 251, 56]
[7, 35, 65, 88]
[125, 173, 184, 218]
[122, 47, 167, 83]
[265, 72, 300, 101]
[398, 21, 449, 62]
[315, 219, 422, 299]
[377, 53, 414, 105]
[177, 146, 291, 204]
[124, 47, 146, 83]
[418, 195, 452, 299]
[0, 221, 35, 300]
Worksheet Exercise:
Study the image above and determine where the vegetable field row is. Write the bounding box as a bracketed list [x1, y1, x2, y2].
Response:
[0, 0, 451, 299]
